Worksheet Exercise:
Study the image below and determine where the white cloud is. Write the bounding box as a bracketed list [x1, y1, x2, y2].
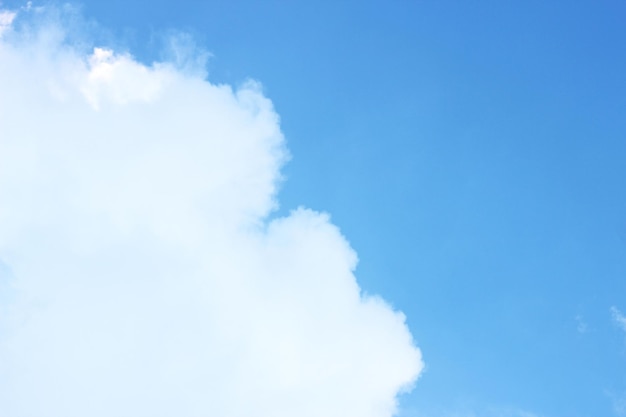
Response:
[611, 306, 626, 333]
[81, 47, 173, 109]
[0, 7, 423, 417]
[0, 10, 16, 36]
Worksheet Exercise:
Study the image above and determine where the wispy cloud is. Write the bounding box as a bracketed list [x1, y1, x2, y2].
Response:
[575, 314, 588, 334]
[0, 6, 423, 417]
[611, 306, 626, 333]
[0, 10, 16, 36]
[606, 390, 626, 417]
[614, 396, 626, 417]
[607, 308, 626, 417]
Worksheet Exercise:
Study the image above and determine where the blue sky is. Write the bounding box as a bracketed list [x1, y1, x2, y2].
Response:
[1, 1, 626, 416]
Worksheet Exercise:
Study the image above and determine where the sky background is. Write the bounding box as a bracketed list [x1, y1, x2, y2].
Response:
[2, 1, 626, 416]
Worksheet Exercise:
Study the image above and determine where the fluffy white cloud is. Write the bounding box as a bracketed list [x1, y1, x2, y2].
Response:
[0, 7, 423, 417]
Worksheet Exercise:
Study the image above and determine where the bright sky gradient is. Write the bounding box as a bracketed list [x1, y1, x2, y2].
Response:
[1, 1, 626, 417]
